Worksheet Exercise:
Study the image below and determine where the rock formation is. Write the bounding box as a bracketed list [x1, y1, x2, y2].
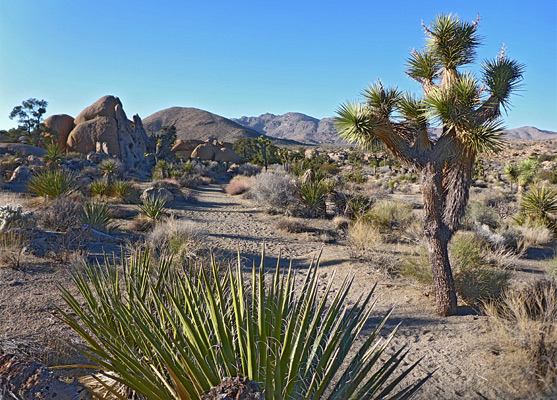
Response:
[43, 114, 75, 149]
[63, 95, 149, 169]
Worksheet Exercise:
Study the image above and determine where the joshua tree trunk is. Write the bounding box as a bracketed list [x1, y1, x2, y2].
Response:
[422, 163, 458, 316]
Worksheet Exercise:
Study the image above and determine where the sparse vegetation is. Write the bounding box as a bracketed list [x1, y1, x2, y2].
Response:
[250, 171, 298, 211]
[83, 202, 112, 232]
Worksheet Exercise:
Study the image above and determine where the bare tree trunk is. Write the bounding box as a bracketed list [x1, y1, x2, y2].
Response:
[422, 164, 458, 316]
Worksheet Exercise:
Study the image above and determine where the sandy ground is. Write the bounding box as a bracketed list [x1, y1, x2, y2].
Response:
[0, 183, 551, 399]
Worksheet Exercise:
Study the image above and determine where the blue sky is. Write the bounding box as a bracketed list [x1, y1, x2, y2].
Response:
[1, 0, 556, 131]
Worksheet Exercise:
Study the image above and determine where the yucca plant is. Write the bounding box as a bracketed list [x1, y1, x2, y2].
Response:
[298, 179, 328, 218]
[99, 159, 120, 186]
[504, 162, 520, 192]
[139, 195, 168, 220]
[90, 179, 111, 198]
[110, 179, 134, 199]
[44, 143, 65, 167]
[520, 185, 557, 232]
[83, 202, 111, 232]
[27, 168, 77, 198]
[58, 249, 429, 399]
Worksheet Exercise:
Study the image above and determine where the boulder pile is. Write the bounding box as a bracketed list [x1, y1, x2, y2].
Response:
[44, 95, 150, 169]
[174, 139, 241, 163]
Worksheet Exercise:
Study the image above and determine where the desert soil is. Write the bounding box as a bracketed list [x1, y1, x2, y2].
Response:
[0, 183, 548, 399]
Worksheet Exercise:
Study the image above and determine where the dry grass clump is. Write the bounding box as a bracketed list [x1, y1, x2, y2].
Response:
[333, 216, 350, 230]
[483, 279, 557, 398]
[147, 217, 206, 266]
[0, 230, 28, 270]
[38, 196, 84, 232]
[347, 220, 382, 260]
[516, 223, 554, 248]
[275, 217, 310, 233]
[226, 176, 254, 196]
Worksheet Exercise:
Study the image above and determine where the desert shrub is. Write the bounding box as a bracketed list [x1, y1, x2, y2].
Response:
[139, 195, 167, 220]
[90, 179, 111, 197]
[235, 163, 261, 177]
[365, 199, 412, 230]
[83, 202, 112, 232]
[147, 217, 205, 265]
[345, 167, 368, 183]
[483, 280, 557, 397]
[0, 204, 33, 232]
[153, 160, 172, 180]
[399, 244, 432, 286]
[298, 180, 328, 218]
[275, 217, 310, 233]
[548, 257, 557, 280]
[178, 176, 205, 189]
[38, 196, 84, 232]
[450, 232, 511, 305]
[332, 191, 374, 220]
[347, 220, 382, 259]
[466, 201, 500, 229]
[0, 230, 28, 270]
[59, 249, 428, 399]
[333, 215, 350, 230]
[181, 188, 198, 203]
[250, 171, 298, 211]
[131, 215, 156, 232]
[226, 175, 253, 195]
[515, 223, 554, 248]
[27, 168, 77, 198]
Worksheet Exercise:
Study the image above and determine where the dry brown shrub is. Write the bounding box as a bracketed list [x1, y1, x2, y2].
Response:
[226, 176, 254, 196]
[484, 280, 557, 398]
[275, 217, 310, 233]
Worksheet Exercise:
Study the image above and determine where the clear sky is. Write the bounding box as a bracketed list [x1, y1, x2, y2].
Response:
[1, 0, 556, 131]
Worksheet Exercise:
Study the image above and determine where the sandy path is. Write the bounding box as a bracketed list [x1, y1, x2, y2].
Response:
[172, 185, 508, 399]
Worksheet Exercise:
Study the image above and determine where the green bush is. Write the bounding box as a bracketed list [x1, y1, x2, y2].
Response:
[58, 249, 429, 399]
[27, 168, 77, 198]
[365, 199, 412, 230]
[520, 185, 557, 232]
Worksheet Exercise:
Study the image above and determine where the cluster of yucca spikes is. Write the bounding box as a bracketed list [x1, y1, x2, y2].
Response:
[58, 249, 429, 399]
[336, 13, 525, 156]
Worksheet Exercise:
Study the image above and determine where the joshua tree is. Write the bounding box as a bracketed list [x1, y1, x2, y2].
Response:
[336, 14, 524, 316]
[257, 135, 272, 171]
[504, 162, 520, 192]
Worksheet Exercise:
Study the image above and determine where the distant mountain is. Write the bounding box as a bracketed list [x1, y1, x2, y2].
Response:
[233, 112, 556, 145]
[232, 113, 347, 146]
[143, 107, 301, 146]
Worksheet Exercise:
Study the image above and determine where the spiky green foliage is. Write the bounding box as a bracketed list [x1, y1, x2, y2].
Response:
[58, 249, 430, 399]
[139, 195, 168, 220]
[504, 162, 520, 191]
[482, 56, 525, 112]
[83, 202, 112, 232]
[44, 143, 64, 165]
[425, 13, 480, 70]
[520, 185, 557, 232]
[298, 180, 328, 218]
[111, 179, 133, 198]
[405, 50, 439, 84]
[27, 168, 77, 198]
[90, 179, 111, 197]
[517, 158, 539, 189]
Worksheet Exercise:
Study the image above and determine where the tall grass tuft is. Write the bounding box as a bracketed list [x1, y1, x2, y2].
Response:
[483, 280, 557, 397]
[58, 249, 430, 399]
[27, 169, 77, 198]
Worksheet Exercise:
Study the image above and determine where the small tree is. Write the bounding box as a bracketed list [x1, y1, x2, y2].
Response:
[9, 98, 48, 147]
[150, 125, 177, 161]
[336, 14, 524, 316]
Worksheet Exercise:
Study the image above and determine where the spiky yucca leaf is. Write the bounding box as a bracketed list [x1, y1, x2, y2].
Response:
[335, 101, 383, 151]
[481, 56, 525, 112]
[520, 185, 557, 231]
[459, 119, 505, 154]
[139, 195, 168, 220]
[83, 202, 111, 232]
[27, 168, 77, 198]
[362, 82, 402, 118]
[398, 94, 428, 129]
[425, 13, 480, 69]
[58, 249, 430, 400]
[405, 49, 440, 84]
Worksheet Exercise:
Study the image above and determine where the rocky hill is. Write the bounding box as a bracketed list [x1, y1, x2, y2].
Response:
[235, 113, 557, 145]
[232, 113, 346, 145]
[143, 107, 300, 146]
